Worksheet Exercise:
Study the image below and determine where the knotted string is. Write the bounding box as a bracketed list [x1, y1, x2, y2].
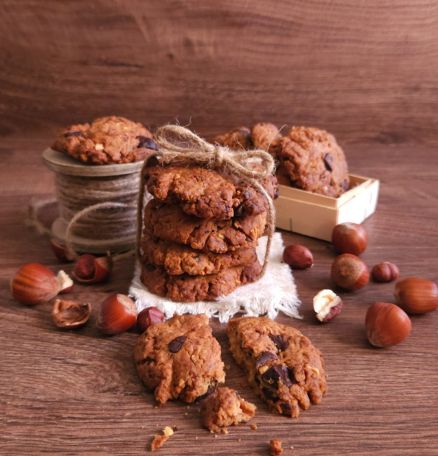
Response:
[137, 125, 276, 277]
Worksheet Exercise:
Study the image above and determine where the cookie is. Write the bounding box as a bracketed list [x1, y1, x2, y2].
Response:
[140, 259, 262, 302]
[145, 165, 277, 220]
[213, 126, 253, 151]
[143, 200, 267, 254]
[277, 126, 349, 197]
[200, 387, 256, 433]
[134, 314, 225, 404]
[52, 116, 156, 165]
[227, 317, 327, 418]
[251, 122, 281, 153]
[140, 232, 257, 276]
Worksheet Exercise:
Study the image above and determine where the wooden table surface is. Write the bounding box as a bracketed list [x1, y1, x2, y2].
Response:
[1, 136, 437, 455]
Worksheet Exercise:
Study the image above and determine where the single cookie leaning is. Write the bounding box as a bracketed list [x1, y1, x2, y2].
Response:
[145, 165, 277, 220]
[277, 126, 349, 197]
[52, 116, 156, 165]
[227, 317, 327, 418]
[200, 387, 256, 433]
[134, 314, 225, 404]
[143, 200, 267, 254]
[141, 259, 262, 302]
[140, 232, 257, 276]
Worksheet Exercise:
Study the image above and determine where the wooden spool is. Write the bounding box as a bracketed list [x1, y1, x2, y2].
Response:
[43, 148, 143, 254]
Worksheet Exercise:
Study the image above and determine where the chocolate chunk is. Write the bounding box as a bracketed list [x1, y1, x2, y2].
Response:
[261, 387, 278, 402]
[64, 131, 82, 137]
[269, 334, 289, 351]
[261, 365, 293, 387]
[255, 351, 278, 367]
[280, 402, 292, 415]
[137, 135, 158, 150]
[194, 382, 217, 402]
[168, 335, 187, 353]
[323, 153, 333, 171]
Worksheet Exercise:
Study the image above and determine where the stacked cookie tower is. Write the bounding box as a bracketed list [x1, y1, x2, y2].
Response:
[139, 164, 278, 302]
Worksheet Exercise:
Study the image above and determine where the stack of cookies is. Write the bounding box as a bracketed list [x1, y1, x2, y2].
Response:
[139, 163, 278, 302]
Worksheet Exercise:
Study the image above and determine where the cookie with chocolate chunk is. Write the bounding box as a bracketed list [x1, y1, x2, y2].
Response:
[200, 387, 256, 433]
[143, 200, 267, 254]
[277, 126, 349, 197]
[52, 116, 156, 165]
[134, 314, 225, 404]
[141, 258, 262, 302]
[145, 165, 277, 220]
[227, 317, 327, 418]
[140, 232, 257, 276]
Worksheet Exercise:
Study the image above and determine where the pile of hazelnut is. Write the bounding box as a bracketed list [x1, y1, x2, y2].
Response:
[282, 222, 438, 348]
[10, 244, 164, 335]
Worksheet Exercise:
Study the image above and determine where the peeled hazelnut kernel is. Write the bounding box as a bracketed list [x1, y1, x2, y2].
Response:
[371, 261, 400, 283]
[137, 307, 165, 332]
[72, 254, 112, 284]
[52, 298, 91, 329]
[11, 263, 73, 305]
[282, 244, 313, 269]
[313, 289, 343, 323]
[50, 239, 75, 263]
[365, 302, 412, 348]
[394, 277, 438, 314]
[332, 223, 368, 255]
[97, 293, 137, 335]
[331, 253, 369, 291]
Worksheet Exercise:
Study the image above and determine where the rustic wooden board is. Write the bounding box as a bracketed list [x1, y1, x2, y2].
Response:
[1, 1, 438, 143]
[1, 136, 437, 455]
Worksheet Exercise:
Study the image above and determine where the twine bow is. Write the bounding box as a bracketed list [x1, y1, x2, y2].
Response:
[137, 124, 276, 278]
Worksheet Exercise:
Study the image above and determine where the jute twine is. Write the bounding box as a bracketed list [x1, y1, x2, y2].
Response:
[137, 125, 276, 277]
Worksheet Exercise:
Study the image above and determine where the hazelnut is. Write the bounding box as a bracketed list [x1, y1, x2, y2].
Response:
[72, 254, 112, 284]
[313, 289, 343, 323]
[332, 223, 368, 255]
[11, 263, 73, 305]
[282, 244, 313, 269]
[331, 253, 369, 291]
[97, 293, 137, 335]
[49, 238, 74, 263]
[137, 307, 165, 332]
[365, 302, 412, 348]
[371, 261, 399, 283]
[52, 298, 91, 329]
[394, 277, 438, 314]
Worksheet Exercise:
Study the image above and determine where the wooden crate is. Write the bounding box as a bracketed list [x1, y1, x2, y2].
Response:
[275, 174, 380, 241]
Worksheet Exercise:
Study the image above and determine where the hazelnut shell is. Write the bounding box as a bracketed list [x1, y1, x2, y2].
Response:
[331, 253, 369, 291]
[52, 298, 91, 329]
[332, 223, 368, 256]
[394, 277, 438, 314]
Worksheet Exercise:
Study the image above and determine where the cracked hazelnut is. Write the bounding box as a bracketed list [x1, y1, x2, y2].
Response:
[137, 307, 165, 332]
[11, 263, 73, 305]
[52, 298, 91, 329]
[371, 261, 399, 283]
[332, 223, 368, 255]
[331, 253, 369, 290]
[72, 254, 112, 284]
[50, 239, 75, 263]
[365, 302, 412, 348]
[97, 293, 137, 335]
[394, 277, 438, 314]
[283, 244, 313, 269]
[313, 289, 343, 322]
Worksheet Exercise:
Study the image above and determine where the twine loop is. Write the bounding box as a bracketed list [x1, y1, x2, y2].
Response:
[138, 125, 276, 277]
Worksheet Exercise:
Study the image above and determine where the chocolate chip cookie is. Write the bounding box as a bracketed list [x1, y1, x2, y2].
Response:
[134, 314, 225, 404]
[143, 200, 267, 254]
[145, 165, 276, 220]
[251, 122, 281, 153]
[277, 126, 349, 197]
[200, 387, 256, 433]
[227, 317, 327, 418]
[141, 258, 262, 302]
[140, 232, 257, 276]
[52, 116, 156, 165]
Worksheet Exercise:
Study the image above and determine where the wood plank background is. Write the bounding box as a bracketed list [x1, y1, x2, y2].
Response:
[1, 0, 438, 143]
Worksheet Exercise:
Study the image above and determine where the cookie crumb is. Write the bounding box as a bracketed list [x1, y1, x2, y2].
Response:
[250, 423, 258, 430]
[269, 439, 283, 455]
[150, 426, 174, 451]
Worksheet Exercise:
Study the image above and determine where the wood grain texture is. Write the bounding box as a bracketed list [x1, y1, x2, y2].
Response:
[1, 136, 437, 455]
[1, 0, 438, 143]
